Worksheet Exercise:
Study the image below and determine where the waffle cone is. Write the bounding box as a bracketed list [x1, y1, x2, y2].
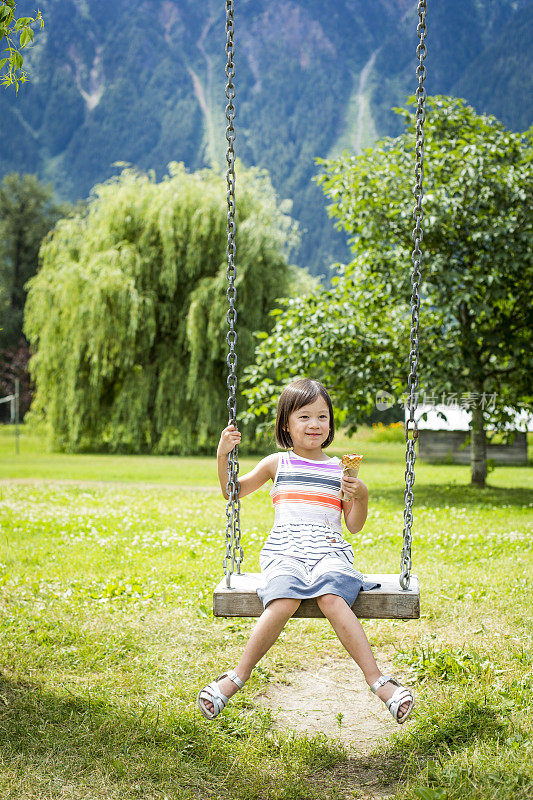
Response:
[341, 453, 363, 470]
[339, 453, 363, 500]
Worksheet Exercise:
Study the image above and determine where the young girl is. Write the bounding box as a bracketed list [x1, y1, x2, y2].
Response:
[198, 378, 414, 724]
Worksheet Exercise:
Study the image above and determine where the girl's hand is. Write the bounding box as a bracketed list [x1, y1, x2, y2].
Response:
[218, 424, 241, 456]
[341, 475, 367, 503]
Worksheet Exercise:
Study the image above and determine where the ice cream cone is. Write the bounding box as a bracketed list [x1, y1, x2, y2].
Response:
[338, 453, 363, 501]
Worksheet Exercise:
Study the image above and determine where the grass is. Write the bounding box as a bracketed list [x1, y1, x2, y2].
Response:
[0, 424, 532, 799]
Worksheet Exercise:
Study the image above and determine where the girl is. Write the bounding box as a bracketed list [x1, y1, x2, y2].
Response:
[198, 378, 414, 724]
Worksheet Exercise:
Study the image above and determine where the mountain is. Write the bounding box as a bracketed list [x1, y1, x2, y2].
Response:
[1, 0, 532, 276]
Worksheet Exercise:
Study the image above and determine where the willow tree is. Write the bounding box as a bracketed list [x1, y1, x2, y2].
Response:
[24, 163, 297, 453]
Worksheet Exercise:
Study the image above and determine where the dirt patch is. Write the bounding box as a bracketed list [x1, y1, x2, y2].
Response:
[317, 755, 399, 800]
[257, 655, 412, 797]
[258, 655, 409, 752]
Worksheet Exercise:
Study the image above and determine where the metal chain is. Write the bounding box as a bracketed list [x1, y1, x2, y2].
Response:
[401, 0, 427, 591]
[223, 0, 243, 588]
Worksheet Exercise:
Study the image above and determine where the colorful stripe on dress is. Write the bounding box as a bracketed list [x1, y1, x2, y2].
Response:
[270, 451, 342, 518]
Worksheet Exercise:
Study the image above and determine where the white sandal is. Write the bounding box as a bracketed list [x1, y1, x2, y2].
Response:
[197, 669, 246, 720]
[370, 675, 415, 724]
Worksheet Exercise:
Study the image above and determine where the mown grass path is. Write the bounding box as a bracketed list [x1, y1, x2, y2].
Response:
[0, 427, 531, 799]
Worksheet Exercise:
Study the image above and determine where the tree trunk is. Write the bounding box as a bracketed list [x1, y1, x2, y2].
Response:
[12, 226, 23, 309]
[470, 403, 487, 487]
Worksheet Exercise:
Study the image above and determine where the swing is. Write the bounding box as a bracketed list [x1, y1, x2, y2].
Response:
[213, 1, 427, 620]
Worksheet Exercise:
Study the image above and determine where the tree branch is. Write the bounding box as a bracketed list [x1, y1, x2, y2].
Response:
[483, 364, 517, 378]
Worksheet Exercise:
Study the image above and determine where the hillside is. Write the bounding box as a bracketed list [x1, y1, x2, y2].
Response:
[1, 0, 532, 275]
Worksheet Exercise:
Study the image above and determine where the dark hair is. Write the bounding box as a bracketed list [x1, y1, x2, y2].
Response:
[275, 379, 335, 449]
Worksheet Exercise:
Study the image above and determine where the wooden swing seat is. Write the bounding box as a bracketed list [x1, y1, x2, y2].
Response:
[213, 573, 420, 619]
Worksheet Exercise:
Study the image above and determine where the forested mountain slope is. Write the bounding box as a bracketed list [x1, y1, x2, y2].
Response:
[1, 0, 531, 275]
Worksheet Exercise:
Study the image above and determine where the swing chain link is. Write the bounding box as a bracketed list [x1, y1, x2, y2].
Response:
[401, 0, 427, 591]
[224, 0, 243, 588]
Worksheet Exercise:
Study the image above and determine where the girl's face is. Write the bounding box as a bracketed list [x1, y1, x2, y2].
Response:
[287, 396, 331, 452]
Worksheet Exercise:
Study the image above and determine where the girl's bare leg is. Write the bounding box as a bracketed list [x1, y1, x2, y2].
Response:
[317, 594, 411, 719]
[201, 597, 300, 715]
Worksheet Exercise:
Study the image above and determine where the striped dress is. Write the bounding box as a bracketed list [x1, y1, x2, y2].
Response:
[256, 450, 379, 609]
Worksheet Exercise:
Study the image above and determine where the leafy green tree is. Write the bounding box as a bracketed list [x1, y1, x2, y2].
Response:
[0, 172, 64, 351]
[241, 276, 404, 438]
[24, 163, 298, 454]
[0, 1, 43, 91]
[243, 96, 533, 487]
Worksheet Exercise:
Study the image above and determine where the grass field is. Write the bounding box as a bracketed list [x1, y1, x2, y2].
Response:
[0, 424, 532, 799]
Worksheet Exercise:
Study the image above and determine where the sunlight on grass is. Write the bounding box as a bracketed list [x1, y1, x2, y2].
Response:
[0, 425, 531, 799]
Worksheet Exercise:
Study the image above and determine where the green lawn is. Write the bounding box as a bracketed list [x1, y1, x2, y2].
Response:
[0, 425, 531, 799]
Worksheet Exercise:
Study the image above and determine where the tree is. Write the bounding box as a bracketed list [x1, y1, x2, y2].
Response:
[0, 172, 65, 351]
[243, 96, 533, 487]
[23, 163, 299, 454]
[0, 337, 31, 419]
[0, 1, 43, 91]
[241, 273, 406, 450]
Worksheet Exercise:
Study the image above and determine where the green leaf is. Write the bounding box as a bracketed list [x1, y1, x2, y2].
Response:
[414, 789, 447, 800]
[11, 49, 23, 69]
[19, 27, 33, 47]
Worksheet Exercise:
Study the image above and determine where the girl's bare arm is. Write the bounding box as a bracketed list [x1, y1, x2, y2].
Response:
[341, 476, 369, 534]
[217, 425, 278, 499]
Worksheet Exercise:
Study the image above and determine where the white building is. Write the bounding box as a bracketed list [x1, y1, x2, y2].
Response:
[408, 403, 533, 432]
